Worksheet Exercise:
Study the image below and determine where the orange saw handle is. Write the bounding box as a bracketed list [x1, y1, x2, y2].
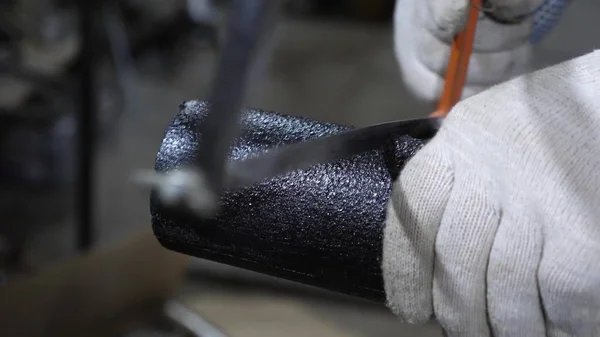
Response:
[431, 0, 480, 118]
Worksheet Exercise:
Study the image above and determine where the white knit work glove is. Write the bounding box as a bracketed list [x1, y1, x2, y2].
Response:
[382, 50, 600, 337]
[393, 0, 565, 102]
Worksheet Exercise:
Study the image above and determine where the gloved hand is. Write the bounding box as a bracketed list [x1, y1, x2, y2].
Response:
[393, 0, 567, 102]
[382, 50, 600, 336]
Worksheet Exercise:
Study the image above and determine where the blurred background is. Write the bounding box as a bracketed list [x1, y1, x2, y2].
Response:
[0, 0, 596, 336]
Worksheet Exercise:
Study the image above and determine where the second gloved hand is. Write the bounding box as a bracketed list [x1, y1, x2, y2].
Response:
[393, 0, 554, 102]
[382, 51, 600, 336]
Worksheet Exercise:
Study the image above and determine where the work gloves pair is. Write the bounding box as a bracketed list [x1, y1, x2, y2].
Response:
[384, 0, 599, 336]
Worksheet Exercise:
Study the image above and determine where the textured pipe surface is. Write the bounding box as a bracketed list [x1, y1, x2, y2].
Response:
[151, 100, 429, 301]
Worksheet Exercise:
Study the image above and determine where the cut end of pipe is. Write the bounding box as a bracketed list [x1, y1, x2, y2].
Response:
[132, 167, 218, 217]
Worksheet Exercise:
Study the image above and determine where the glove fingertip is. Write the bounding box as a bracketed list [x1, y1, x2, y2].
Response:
[382, 139, 454, 323]
[426, 0, 471, 37]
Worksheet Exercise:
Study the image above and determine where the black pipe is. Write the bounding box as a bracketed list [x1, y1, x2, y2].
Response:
[151, 101, 432, 301]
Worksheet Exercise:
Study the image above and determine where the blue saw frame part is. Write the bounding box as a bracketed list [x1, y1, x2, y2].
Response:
[531, 0, 572, 44]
